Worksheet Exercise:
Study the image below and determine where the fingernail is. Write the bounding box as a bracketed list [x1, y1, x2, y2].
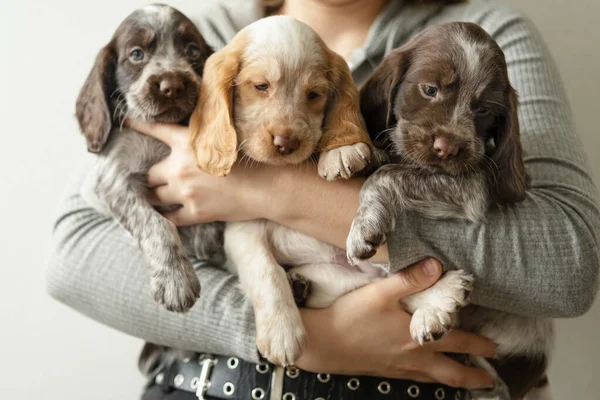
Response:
[421, 259, 439, 276]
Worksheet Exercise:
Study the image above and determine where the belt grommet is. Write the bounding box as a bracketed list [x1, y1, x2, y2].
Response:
[317, 373, 331, 383]
[435, 388, 446, 399]
[190, 377, 200, 390]
[286, 366, 299, 378]
[155, 372, 164, 384]
[283, 392, 296, 400]
[173, 374, 184, 387]
[252, 387, 265, 399]
[223, 382, 235, 396]
[408, 384, 420, 398]
[378, 381, 391, 394]
[315, 398, 326, 400]
[183, 357, 191, 363]
[347, 378, 360, 391]
[455, 391, 462, 400]
[227, 357, 239, 369]
[256, 363, 270, 374]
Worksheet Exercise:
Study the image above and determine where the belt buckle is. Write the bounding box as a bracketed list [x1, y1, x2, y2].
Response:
[195, 356, 215, 400]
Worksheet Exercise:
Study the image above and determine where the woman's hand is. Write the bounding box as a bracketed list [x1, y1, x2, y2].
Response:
[296, 259, 496, 389]
[128, 121, 272, 225]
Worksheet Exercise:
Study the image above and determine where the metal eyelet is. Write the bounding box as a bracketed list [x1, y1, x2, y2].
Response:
[315, 398, 326, 400]
[408, 384, 420, 398]
[252, 387, 265, 399]
[435, 388, 446, 399]
[227, 357, 239, 369]
[286, 366, 300, 379]
[223, 382, 235, 396]
[190, 377, 200, 390]
[256, 363, 270, 374]
[173, 374, 184, 387]
[317, 373, 331, 383]
[378, 381, 391, 394]
[347, 378, 360, 391]
[183, 357, 191, 363]
[454, 391, 462, 400]
[155, 372, 164, 384]
[282, 393, 296, 400]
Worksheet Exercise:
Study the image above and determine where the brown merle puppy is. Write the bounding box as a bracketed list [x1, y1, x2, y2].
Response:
[76, 4, 222, 313]
[346, 22, 553, 399]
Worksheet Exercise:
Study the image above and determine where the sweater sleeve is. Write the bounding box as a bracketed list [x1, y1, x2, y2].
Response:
[46, 163, 261, 362]
[386, 8, 600, 318]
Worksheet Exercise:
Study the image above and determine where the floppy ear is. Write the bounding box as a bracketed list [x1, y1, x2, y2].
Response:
[359, 49, 410, 145]
[189, 35, 245, 177]
[75, 45, 116, 153]
[489, 85, 527, 205]
[317, 48, 371, 152]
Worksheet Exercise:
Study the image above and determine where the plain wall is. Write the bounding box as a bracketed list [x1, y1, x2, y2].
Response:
[0, 0, 597, 398]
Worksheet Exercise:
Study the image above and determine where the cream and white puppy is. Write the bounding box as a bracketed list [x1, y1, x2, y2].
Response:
[189, 16, 373, 365]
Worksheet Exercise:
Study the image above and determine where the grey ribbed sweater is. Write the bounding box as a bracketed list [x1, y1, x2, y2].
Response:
[47, 0, 599, 363]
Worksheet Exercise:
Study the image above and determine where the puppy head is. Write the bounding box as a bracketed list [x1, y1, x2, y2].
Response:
[190, 15, 367, 177]
[76, 4, 213, 152]
[360, 22, 526, 204]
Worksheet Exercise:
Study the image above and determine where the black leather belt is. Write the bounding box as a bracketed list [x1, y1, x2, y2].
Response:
[150, 354, 467, 400]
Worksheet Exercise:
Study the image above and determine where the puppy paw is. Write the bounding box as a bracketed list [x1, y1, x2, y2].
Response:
[255, 307, 307, 366]
[150, 258, 200, 313]
[287, 272, 312, 306]
[409, 270, 474, 344]
[318, 142, 371, 181]
[346, 216, 388, 265]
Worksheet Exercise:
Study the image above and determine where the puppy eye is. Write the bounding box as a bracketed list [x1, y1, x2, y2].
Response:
[254, 83, 269, 92]
[420, 84, 438, 98]
[307, 91, 320, 100]
[186, 43, 201, 59]
[129, 48, 145, 63]
[475, 106, 492, 117]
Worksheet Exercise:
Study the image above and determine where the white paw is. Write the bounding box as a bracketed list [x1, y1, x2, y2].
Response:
[255, 306, 307, 366]
[409, 270, 474, 345]
[318, 142, 371, 181]
[410, 306, 457, 344]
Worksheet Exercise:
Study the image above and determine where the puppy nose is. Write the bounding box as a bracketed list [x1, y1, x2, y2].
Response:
[159, 75, 185, 98]
[433, 136, 459, 159]
[273, 135, 299, 155]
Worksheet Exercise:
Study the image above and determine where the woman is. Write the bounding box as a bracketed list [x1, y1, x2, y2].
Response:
[48, 0, 599, 398]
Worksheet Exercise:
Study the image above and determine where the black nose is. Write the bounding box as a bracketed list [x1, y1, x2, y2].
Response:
[157, 74, 185, 99]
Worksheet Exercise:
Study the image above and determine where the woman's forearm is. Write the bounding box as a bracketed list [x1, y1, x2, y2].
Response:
[47, 171, 262, 362]
[264, 163, 389, 263]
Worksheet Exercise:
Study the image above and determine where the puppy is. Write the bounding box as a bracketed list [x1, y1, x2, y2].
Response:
[188, 15, 373, 365]
[349, 22, 553, 400]
[76, 4, 222, 313]
[289, 22, 552, 399]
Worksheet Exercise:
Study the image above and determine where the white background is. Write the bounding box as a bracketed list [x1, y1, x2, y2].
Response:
[0, 0, 598, 399]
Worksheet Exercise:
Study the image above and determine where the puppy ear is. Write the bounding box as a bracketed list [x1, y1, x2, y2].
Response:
[359, 49, 409, 144]
[489, 85, 527, 205]
[318, 48, 371, 152]
[75, 44, 116, 153]
[189, 35, 245, 177]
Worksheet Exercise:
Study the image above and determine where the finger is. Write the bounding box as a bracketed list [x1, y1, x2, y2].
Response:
[374, 258, 442, 300]
[163, 207, 198, 227]
[426, 354, 494, 389]
[147, 158, 171, 187]
[126, 120, 188, 146]
[148, 185, 182, 207]
[429, 330, 497, 359]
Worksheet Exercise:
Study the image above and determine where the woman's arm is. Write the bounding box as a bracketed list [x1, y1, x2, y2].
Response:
[46, 167, 260, 362]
